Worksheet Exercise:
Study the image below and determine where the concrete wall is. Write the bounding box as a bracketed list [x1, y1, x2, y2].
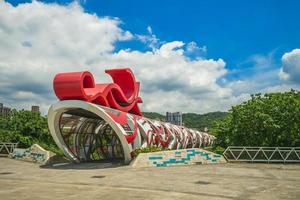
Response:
[10, 144, 51, 164]
[131, 148, 226, 168]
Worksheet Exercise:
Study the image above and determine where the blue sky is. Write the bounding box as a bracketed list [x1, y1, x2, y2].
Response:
[8, 0, 300, 74]
[1, 0, 300, 113]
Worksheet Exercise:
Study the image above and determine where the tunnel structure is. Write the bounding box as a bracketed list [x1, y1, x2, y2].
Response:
[48, 69, 216, 164]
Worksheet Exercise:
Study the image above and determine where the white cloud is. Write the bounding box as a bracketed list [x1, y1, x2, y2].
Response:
[279, 49, 300, 83]
[0, 1, 132, 90]
[186, 41, 207, 54]
[262, 84, 300, 93]
[147, 26, 153, 35]
[157, 41, 185, 58]
[227, 69, 280, 95]
[278, 68, 290, 80]
[136, 25, 160, 50]
[0, 1, 297, 115]
[90, 44, 239, 113]
[226, 50, 300, 97]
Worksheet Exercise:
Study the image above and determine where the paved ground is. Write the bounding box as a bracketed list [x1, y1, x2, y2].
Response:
[0, 158, 299, 200]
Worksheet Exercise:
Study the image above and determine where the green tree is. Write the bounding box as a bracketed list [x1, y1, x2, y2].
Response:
[212, 90, 300, 148]
[0, 109, 62, 154]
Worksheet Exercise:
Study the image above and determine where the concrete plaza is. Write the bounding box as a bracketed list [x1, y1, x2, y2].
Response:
[0, 158, 299, 200]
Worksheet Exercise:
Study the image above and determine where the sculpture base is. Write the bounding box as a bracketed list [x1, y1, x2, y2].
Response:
[131, 148, 227, 168]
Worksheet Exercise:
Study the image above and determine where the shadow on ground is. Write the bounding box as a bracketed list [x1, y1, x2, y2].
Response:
[40, 158, 126, 170]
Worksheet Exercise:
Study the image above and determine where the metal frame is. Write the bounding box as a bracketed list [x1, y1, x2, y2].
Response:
[48, 100, 216, 164]
[0, 143, 18, 156]
[223, 146, 300, 163]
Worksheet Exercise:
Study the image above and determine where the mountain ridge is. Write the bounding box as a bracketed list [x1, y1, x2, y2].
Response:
[142, 111, 228, 131]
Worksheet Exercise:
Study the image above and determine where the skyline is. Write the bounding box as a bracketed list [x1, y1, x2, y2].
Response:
[0, 0, 300, 114]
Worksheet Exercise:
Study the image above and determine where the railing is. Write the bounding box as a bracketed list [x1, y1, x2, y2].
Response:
[223, 146, 300, 163]
[0, 143, 18, 156]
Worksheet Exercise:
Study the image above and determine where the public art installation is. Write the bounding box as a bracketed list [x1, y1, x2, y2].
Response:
[48, 68, 216, 164]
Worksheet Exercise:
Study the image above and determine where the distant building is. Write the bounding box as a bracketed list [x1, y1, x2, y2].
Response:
[31, 105, 40, 114]
[166, 112, 182, 126]
[0, 103, 11, 118]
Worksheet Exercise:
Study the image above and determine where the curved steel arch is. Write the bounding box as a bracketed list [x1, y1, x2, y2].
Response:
[48, 100, 133, 163]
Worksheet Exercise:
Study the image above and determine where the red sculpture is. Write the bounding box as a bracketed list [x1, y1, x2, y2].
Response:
[53, 68, 143, 116]
[50, 68, 216, 164]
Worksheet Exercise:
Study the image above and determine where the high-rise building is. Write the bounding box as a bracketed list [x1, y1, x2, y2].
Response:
[0, 103, 11, 118]
[31, 105, 40, 114]
[166, 112, 182, 126]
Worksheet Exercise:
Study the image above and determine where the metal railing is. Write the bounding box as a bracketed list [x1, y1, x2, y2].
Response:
[0, 143, 18, 156]
[223, 146, 300, 163]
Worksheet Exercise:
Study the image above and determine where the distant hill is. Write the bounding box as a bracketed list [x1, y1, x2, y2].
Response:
[182, 112, 228, 131]
[142, 112, 165, 121]
[142, 111, 228, 131]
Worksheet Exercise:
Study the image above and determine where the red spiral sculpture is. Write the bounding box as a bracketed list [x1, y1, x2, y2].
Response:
[53, 68, 143, 116]
[50, 68, 216, 164]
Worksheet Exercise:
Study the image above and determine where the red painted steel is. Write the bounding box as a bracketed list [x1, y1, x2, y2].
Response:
[53, 68, 143, 116]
